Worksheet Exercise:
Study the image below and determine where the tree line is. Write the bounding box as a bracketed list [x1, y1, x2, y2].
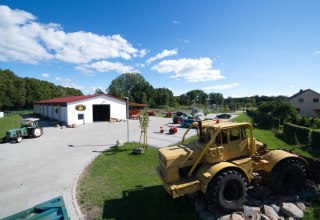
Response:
[0, 69, 83, 110]
[106, 73, 288, 109]
[0, 69, 288, 111]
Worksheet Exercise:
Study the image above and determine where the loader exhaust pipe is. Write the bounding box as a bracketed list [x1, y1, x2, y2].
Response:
[198, 120, 203, 143]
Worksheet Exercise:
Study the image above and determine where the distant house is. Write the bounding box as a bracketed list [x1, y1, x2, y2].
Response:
[288, 89, 320, 117]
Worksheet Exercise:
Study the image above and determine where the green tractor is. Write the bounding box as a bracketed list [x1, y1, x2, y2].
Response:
[2, 118, 43, 143]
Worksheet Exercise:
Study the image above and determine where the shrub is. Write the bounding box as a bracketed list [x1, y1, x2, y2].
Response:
[283, 123, 311, 145]
[310, 130, 320, 149]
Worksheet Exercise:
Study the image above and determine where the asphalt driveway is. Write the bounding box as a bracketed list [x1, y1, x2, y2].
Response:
[0, 117, 196, 219]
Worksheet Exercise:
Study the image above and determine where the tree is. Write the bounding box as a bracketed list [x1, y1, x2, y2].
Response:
[139, 107, 150, 150]
[208, 93, 224, 106]
[257, 100, 298, 123]
[186, 90, 208, 105]
[0, 69, 83, 110]
[107, 73, 155, 104]
[95, 88, 105, 94]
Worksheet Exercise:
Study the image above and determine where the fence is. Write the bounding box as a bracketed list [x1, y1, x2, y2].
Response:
[3, 109, 33, 117]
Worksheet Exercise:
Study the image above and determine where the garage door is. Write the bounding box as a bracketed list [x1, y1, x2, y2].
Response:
[93, 105, 110, 121]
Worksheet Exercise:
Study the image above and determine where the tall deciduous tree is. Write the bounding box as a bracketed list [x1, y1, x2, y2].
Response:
[0, 69, 83, 110]
[208, 93, 224, 106]
[107, 73, 154, 104]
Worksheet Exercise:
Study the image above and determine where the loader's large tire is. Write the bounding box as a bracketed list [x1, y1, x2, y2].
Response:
[206, 170, 247, 210]
[270, 159, 306, 195]
[31, 128, 42, 138]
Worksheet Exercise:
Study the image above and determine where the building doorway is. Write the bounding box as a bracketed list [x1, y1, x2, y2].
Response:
[93, 105, 110, 121]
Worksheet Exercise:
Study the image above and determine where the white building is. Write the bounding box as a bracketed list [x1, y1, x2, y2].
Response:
[33, 94, 144, 125]
[288, 89, 320, 117]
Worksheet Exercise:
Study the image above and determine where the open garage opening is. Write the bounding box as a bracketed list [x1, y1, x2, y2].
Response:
[93, 104, 110, 122]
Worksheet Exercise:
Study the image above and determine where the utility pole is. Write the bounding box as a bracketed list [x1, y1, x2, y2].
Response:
[125, 97, 129, 142]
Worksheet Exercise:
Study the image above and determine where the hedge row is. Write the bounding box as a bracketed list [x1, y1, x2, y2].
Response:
[246, 109, 280, 130]
[283, 123, 311, 145]
[311, 130, 320, 148]
[283, 123, 320, 148]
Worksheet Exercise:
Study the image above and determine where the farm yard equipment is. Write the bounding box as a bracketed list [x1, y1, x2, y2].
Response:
[129, 109, 141, 120]
[157, 120, 308, 210]
[2, 118, 43, 143]
[3, 196, 69, 220]
[148, 110, 156, 116]
[165, 112, 172, 118]
[179, 112, 205, 128]
[159, 124, 178, 134]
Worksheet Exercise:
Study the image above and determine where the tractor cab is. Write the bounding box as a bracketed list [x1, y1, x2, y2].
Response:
[21, 118, 40, 128]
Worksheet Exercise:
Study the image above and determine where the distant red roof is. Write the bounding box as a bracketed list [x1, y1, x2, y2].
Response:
[34, 94, 146, 106]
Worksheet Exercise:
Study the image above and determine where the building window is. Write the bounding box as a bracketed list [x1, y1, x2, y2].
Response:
[78, 114, 84, 120]
[313, 98, 319, 103]
[298, 98, 304, 103]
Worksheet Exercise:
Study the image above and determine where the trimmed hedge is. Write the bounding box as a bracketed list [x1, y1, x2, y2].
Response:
[283, 123, 311, 145]
[311, 130, 320, 149]
[246, 109, 280, 130]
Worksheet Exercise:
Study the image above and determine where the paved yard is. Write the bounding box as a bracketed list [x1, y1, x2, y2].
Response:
[0, 117, 196, 219]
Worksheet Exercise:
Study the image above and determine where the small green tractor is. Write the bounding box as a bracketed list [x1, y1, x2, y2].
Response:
[2, 118, 43, 143]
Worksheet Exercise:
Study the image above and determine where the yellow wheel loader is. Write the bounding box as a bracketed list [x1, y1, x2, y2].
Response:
[157, 120, 307, 210]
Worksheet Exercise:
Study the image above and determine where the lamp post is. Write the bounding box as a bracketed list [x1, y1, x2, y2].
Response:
[125, 97, 129, 142]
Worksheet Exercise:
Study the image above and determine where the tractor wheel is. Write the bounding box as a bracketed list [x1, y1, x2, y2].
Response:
[31, 128, 42, 138]
[270, 159, 306, 195]
[206, 170, 247, 210]
[16, 136, 23, 143]
[2, 137, 9, 143]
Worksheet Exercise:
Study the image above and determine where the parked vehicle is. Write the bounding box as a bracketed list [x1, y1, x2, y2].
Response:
[157, 120, 307, 210]
[216, 113, 232, 119]
[2, 118, 43, 143]
[180, 113, 205, 127]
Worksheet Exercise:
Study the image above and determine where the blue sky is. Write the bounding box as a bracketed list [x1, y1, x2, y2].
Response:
[0, 0, 319, 97]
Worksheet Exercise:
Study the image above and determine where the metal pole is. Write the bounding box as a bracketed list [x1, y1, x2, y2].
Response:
[125, 97, 129, 142]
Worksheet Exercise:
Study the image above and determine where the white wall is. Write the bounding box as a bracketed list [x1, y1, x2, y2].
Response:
[67, 96, 126, 125]
[0, 112, 3, 118]
[289, 90, 320, 116]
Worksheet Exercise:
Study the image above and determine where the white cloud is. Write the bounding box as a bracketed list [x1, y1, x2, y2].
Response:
[41, 73, 50, 78]
[0, 5, 145, 64]
[314, 51, 320, 55]
[146, 49, 178, 64]
[172, 20, 180, 24]
[55, 76, 84, 90]
[151, 57, 224, 82]
[76, 61, 136, 74]
[289, 85, 295, 88]
[203, 83, 240, 90]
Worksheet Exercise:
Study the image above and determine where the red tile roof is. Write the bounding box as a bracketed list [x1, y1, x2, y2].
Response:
[33, 94, 146, 106]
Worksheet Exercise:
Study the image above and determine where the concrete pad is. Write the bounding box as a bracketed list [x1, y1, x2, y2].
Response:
[0, 117, 196, 219]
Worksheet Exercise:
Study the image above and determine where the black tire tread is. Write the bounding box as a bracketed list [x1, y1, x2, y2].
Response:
[271, 158, 306, 195]
[206, 170, 247, 210]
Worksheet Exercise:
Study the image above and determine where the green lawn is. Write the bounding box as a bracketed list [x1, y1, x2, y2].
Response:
[234, 113, 313, 157]
[0, 115, 22, 141]
[79, 143, 197, 220]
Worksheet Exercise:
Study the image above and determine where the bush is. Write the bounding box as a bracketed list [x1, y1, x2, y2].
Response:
[283, 123, 311, 145]
[310, 130, 320, 149]
[246, 110, 279, 130]
[156, 105, 169, 109]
